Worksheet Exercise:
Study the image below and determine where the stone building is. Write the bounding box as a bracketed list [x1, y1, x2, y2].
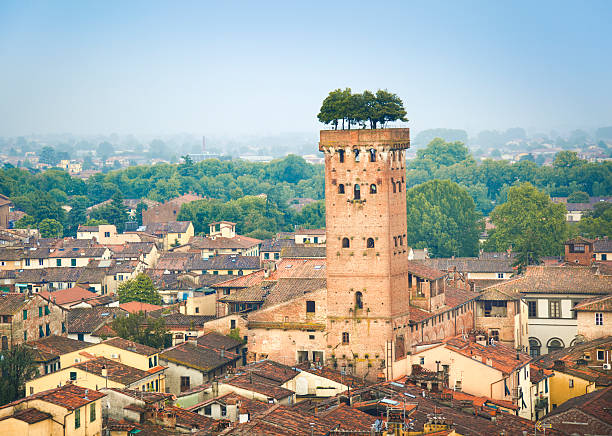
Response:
[142, 193, 203, 225]
[247, 129, 477, 380]
[0, 293, 66, 349]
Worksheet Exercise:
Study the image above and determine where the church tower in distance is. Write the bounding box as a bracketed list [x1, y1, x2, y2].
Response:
[320, 128, 411, 380]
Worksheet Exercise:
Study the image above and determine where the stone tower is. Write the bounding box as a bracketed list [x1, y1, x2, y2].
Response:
[320, 128, 411, 379]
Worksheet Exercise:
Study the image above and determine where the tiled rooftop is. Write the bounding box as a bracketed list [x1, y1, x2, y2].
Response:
[0, 384, 105, 411]
[102, 337, 159, 356]
[73, 356, 162, 385]
[160, 342, 238, 372]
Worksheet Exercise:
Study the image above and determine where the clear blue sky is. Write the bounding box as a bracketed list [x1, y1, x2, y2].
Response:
[0, 0, 610, 137]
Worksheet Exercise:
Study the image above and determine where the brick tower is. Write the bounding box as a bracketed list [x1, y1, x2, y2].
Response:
[320, 128, 411, 379]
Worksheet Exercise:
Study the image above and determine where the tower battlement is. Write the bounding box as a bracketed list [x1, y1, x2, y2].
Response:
[319, 128, 410, 151]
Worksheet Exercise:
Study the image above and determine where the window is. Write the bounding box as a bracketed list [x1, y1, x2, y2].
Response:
[274, 253, 280, 260]
[394, 237, 398, 247]
[45, 305, 50, 315]
[39, 326, 44, 338]
[56, 259, 61, 267]
[529, 338, 541, 357]
[355, 291, 363, 309]
[180, 376, 190, 392]
[547, 338, 564, 353]
[25, 259, 30, 266]
[39, 307, 43, 317]
[573, 244, 585, 253]
[228, 271, 233, 275]
[549, 300, 561, 318]
[596, 313, 603, 326]
[230, 319, 236, 329]
[71, 259, 76, 267]
[90, 403, 96, 422]
[77, 333, 84, 341]
[264, 253, 269, 259]
[602, 253, 608, 260]
[353, 149, 360, 162]
[23, 331, 27, 341]
[342, 238, 350, 248]
[204, 405, 212, 416]
[195, 307, 200, 313]
[306, 300, 315, 313]
[392, 179, 396, 193]
[489, 330, 500, 342]
[369, 184, 377, 194]
[1, 336, 7, 351]
[397, 181, 402, 192]
[45, 323, 50, 336]
[354, 184, 361, 200]
[342, 332, 349, 344]
[338, 184, 345, 194]
[419, 357, 425, 365]
[23, 309, 27, 320]
[70, 371, 77, 381]
[527, 301, 537, 318]
[597, 349, 605, 360]
[497, 273, 504, 279]
[367, 238, 375, 249]
[149, 357, 154, 368]
[39, 259, 44, 266]
[338, 149, 345, 163]
[569, 379, 574, 388]
[369, 148, 376, 162]
[221, 405, 227, 416]
[104, 231, 110, 237]
[75, 408, 81, 429]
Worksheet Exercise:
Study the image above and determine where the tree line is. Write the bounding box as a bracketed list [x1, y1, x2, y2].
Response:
[317, 88, 407, 130]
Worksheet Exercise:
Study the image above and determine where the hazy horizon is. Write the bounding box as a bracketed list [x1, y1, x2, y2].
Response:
[1, 1, 611, 138]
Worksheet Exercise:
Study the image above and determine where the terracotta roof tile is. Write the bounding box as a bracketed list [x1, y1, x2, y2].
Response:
[119, 301, 163, 314]
[196, 330, 243, 350]
[573, 294, 612, 312]
[0, 384, 105, 411]
[39, 286, 98, 306]
[27, 335, 90, 357]
[7, 408, 51, 424]
[211, 269, 266, 289]
[73, 356, 162, 385]
[160, 342, 239, 372]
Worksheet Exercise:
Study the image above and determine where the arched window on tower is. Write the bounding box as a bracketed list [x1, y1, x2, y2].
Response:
[354, 184, 361, 200]
[338, 184, 345, 194]
[398, 235, 403, 246]
[397, 181, 402, 192]
[392, 179, 396, 193]
[342, 238, 350, 248]
[354, 149, 360, 162]
[369, 149, 376, 162]
[338, 149, 345, 163]
[355, 291, 363, 309]
[367, 238, 375, 248]
[370, 184, 377, 194]
[394, 236, 398, 247]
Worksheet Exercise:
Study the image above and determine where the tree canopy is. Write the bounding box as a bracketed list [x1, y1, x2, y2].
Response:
[317, 88, 407, 129]
[484, 183, 568, 271]
[405, 180, 482, 258]
[111, 312, 171, 349]
[0, 345, 38, 405]
[117, 274, 162, 305]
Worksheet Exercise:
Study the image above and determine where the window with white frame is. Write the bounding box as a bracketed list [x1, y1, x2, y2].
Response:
[595, 312, 603, 326]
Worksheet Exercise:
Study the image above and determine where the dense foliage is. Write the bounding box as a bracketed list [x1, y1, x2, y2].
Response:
[405, 180, 482, 257]
[484, 183, 568, 271]
[318, 88, 407, 129]
[111, 312, 171, 349]
[0, 345, 38, 406]
[406, 141, 612, 216]
[0, 141, 609, 248]
[117, 274, 163, 305]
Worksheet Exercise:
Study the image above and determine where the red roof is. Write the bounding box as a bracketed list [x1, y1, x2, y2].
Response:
[39, 286, 97, 306]
[119, 301, 163, 314]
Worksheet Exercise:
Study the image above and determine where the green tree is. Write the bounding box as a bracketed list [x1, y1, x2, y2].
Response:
[405, 180, 482, 257]
[135, 201, 148, 226]
[485, 183, 568, 271]
[0, 345, 38, 405]
[90, 191, 128, 232]
[38, 218, 63, 238]
[317, 88, 350, 130]
[111, 312, 171, 349]
[553, 151, 586, 169]
[296, 200, 325, 228]
[117, 273, 162, 305]
[567, 191, 590, 203]
[85, 218, 110, 226]
[370, 89, 408, 128]
[66, 195, 88, 236]
[97, 141, 114, 160]
[14, 215, 36, 229]
[578, 202, 612, 238]
[416, 138, 471, 167]
[39, 146, 58, 166]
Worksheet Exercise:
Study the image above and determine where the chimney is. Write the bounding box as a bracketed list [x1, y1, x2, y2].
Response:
[212, 380, 219, 398]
